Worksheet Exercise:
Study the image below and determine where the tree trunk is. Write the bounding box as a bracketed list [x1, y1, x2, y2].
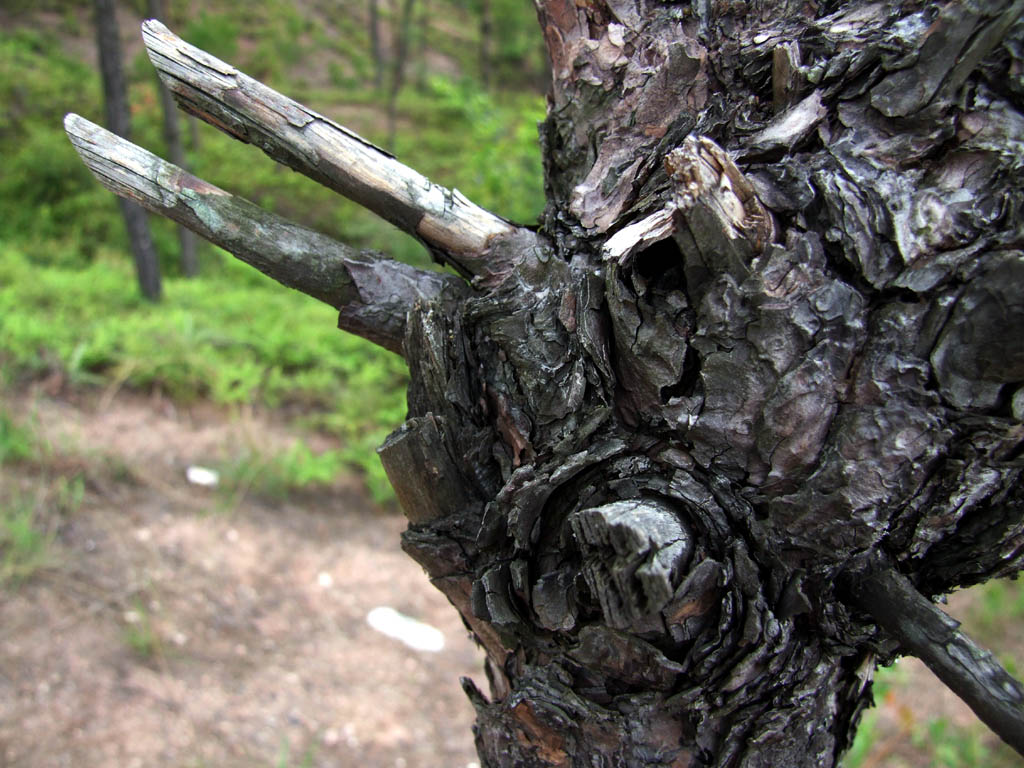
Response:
[479, 0, 493, 88]
[93, 0, 162, 300]
[68, 4, 1024, 765]
[386, 0, 416, 150]
[369, 0, 384, 90]
[147, 0, 199, 277]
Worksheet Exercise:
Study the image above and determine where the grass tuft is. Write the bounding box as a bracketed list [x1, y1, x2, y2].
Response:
[0, 491, 54, 587]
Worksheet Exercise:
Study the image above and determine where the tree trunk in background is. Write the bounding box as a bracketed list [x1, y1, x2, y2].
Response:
[479, 0, 492, 89]
[147, 0, 199, 277]
[69, 4, 1024, 765]
[385, 0, 416, 150]
[93, 0, 161, 300]
[414, 0, 429, 91]
[369, 0, 384, 90]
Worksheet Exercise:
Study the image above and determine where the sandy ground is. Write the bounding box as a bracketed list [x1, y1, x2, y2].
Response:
[0, 388, 1020, 767]
[0, 389, 483, 768]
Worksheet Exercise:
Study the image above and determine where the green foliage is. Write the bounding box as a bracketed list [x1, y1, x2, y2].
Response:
[0, 247, 406, 499]
[123, 597, 161, 660]
[490, 0, 549, 86]
[0, 27, 100, 138]
[0, 409, 33, 465]
[183, 11, 240, 62]
[0, 494, 51, 586]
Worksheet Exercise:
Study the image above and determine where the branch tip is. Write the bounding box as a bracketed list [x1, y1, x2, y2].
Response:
[138, 19, 532, 280]
[64, 115, 453, 355]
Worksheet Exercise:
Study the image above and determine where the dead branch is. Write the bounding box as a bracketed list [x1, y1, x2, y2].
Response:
[141, 19, 525, 282]
[65, 113, 457, 355]
[849, 566, 1024, 757]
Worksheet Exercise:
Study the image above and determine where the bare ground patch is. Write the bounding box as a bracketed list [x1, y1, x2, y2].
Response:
[0, 389, 483, 768]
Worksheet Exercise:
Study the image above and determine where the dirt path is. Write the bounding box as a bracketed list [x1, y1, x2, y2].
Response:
[0, 390, 483, 768]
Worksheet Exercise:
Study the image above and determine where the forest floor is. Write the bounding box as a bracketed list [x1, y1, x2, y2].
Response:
[0, 386, 1020, 768]
[0, 387, 482, 768]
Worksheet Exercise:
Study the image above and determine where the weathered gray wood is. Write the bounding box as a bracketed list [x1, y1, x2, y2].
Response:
[850, 565, 1024, 755]
[65, 114, 454, 355]
[140, 19, 528, 283]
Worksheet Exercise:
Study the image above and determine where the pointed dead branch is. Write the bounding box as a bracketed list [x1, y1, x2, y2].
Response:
[849, 566, 1024, 757]
[140, 19, 523, 282]
[65, 113, 457, 356]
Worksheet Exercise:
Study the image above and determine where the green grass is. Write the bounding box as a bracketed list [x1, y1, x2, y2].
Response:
[274, 738, 316, 768]
[123, 597, 162, 661]
[0, 408, 50, 585]
[0, 491, 53, 586]
[0, 407, 33, 464]
[0, 246, 408, 501]
[0, 410, 79, 587]
[971, 577, 1024, 637]
[215, 440, 350, 509]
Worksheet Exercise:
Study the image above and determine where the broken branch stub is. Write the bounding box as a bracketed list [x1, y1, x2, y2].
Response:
[65, 113, 454, 355]
[141, 19, 526, 282]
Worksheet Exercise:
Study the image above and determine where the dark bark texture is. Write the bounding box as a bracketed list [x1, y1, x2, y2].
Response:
[387, 2, 1024, 765]
[67, 2, 1024, 766]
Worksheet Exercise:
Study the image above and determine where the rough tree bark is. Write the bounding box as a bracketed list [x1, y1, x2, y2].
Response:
[93, 0, 162, 300]
[66, 4, 1024, 766]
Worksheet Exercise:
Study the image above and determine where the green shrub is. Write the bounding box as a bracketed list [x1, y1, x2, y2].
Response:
[0, 409, 33, 465]
[0, 247, 406, 500]
[183, 11, 239, 62]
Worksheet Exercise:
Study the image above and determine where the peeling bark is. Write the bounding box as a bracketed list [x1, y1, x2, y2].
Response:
[69, 4, 1024, 766]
